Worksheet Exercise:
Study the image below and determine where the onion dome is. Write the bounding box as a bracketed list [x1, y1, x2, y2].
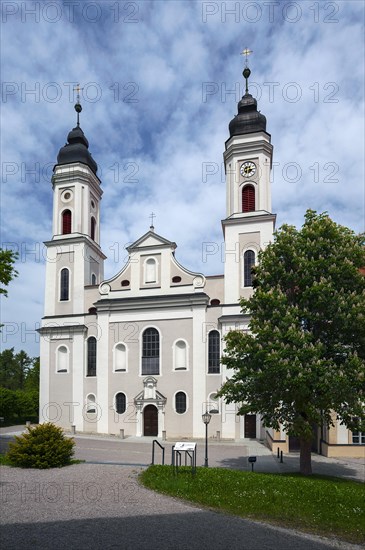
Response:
[229, 66, 267, 137]
[56, 101, 98, 174]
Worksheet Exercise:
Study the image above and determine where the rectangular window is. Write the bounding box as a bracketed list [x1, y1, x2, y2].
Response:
[352, 432, 365, 444]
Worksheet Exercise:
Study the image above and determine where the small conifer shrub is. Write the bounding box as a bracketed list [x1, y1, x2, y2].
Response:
[7, 422, 75, 469]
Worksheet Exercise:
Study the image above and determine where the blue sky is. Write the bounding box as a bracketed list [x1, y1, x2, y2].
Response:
[1, 0, 364, 357]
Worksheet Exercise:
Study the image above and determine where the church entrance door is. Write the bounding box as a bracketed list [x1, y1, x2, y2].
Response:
[244, 414, 257, 438]
[143, 405, 158, 436]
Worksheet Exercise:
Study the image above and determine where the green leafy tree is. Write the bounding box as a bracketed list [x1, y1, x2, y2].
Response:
[219, 211, 365, 475]
[0, 388, 38, 422]
[0, 387, 16, 419]
[0, 350, 39, 422]
[0, 348, 33, 390]
[0, 248, 18, 297]
[0, 348, 19, 390]
[24, 357, 40, 393]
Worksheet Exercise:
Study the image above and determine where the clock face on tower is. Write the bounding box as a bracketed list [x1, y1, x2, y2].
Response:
[240, 161, 256, 178]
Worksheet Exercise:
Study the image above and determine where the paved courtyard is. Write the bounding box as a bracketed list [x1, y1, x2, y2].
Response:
[1, 427, 364, 549]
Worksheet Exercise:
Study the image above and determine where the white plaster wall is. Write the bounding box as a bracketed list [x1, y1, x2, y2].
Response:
[97, 312, 109, 433]
[337, 422, 349, 444]
[192, 306, 207, 438]
[39, 334, 50, 423]
[72, 332, 85, 430]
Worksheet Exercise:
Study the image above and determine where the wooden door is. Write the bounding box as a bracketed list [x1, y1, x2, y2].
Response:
[143, 405, 158, 436]
[289, 436, 301, 451]
[244, 414, 256, 438]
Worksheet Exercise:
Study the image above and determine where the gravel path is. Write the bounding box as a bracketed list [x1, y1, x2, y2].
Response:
[1, 464, 361, 550]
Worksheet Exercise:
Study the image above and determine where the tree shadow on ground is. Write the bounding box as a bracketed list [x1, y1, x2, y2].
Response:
[1, 512, 341, 550]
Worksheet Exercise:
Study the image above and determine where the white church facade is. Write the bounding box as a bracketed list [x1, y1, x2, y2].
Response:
[39, 66, 364, 458]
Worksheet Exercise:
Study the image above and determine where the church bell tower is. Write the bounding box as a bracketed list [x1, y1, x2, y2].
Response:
[222, 53, 276, 305]
[43, 96, 106, 317]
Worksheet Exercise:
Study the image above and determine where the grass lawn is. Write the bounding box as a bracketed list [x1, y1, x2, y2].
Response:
[140, 465, 365, 544]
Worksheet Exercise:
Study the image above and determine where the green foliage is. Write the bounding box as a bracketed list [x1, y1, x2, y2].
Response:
[7, 423, 75, 469]
[0, 348, 38, 391]
[24, 357, 40, 392]
[0, 349, 39, 423]
[141, 465, 365, 544]
[0, 248, 18, 297]
[0, 387, 16, 418]
[0, 387, 38, 421]
[219, 211, 365, 459]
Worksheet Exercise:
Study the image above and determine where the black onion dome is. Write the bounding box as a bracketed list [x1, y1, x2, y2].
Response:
[57, 125, 97, 174]
[229, 92, 267, 137]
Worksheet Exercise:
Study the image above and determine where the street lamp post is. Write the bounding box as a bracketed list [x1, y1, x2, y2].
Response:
[202, 411, 212, 467]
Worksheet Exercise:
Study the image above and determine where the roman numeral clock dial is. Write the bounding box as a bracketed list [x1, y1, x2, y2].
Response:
[240, 161, 256, 177]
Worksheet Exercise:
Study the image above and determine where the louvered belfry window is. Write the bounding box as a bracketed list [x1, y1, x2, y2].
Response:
[62, 210, 72, 234]
[242, 185, 255, 213]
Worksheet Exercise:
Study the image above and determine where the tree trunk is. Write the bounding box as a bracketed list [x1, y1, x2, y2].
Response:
[299, 437, 312, 475]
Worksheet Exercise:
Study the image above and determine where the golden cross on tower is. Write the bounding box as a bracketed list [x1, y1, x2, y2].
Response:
[149, 212, 156, 230]
[73, 83, 84, 102]
[73, 84, 84, 126]
[240, 48, 253, 94]
[241, 48, 253, 67]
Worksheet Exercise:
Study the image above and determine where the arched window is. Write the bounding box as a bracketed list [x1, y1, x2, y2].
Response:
[142, 328, 159, 375]
[115, 392, 126, 414]
[91, 217, 96, 241]
[87, 337, 97, 376]
[208, 330, 220, 373]
[145, 258, 157, 283]
[242, 185, 255, 213]
[174, 340, 187, 370]
[60, 268, 69, 301]
[114, 343, 127, 372]
[62, 209, 72, 234]
[244, 250, 255, 287]
[86, 393, 96, 413]
[175, 391, 187, 414]
[91, 273, 97, 286]
[56, 345, 68, 373]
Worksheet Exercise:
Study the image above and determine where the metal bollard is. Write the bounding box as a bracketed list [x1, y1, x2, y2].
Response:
[280, 450, 283, 463]
[162, 430, 166, 441]
[26, 421, 31, 427]
[277, 447, 280, 458]
[120, 428, 125, 439]
[71, 425, 76, 435]
[216, 431, 221, 442]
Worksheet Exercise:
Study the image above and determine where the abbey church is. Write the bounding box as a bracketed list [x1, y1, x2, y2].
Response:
[39, 65, 362, 458]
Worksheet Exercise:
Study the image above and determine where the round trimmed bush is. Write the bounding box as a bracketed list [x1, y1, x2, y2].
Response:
[7, 423, 75, 469]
